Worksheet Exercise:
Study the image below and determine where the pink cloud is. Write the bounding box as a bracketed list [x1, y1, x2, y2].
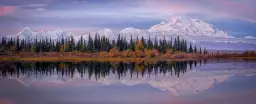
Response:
[0, 6, 16, 16]
[208, 0, 256, 22]
[144, 0, 256, 22]
[0, 99, 14, 104]
[145, 0, 195, 13]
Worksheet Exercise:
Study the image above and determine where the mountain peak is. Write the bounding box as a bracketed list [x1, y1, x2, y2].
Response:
[120, 27, 145, 36]
[98, 28, 115, 33]
[148, 16, 228, 37]
[121, 27, 139, 32]
[167, 16, 188, 23]
[101, 28, 112, 32]
[96, 28, 117, 39]
[18, 27, 33, 33]
[22, 27, 32, 30]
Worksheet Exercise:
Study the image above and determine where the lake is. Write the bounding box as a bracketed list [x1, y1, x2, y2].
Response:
[0, 60, 256, 104]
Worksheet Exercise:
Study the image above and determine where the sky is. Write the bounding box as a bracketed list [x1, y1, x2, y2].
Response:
[0, 0, 256, 37]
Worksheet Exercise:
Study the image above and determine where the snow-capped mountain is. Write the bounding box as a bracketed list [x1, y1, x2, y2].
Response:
[120, 27, 148, 36]
[17, 27, 38, 40]
[93, 28, 118, 40]
[148, 16, 228, 38]
[12, 16, 256, 50]
[17, 27, 73, 40]
[15, 16, 230, 41]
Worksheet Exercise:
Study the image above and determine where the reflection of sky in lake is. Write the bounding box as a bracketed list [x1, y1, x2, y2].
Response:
[0, 60, 256, 104]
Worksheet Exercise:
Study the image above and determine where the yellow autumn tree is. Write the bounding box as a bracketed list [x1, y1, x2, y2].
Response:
[121, 50, 130, 57]
[144, 49, 152, 58]
[99, 51, 108, 57]
[60, 45, 65, 56]
[136, 40, 144, 51]
[134, 40, 145, 57]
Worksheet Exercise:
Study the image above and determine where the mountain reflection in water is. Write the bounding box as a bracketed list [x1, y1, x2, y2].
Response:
[1, 60, 256, 104]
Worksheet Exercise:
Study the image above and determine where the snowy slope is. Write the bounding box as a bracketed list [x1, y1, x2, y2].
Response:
[92, 28, 118, 40]
[148, 16, 228, 37]
[17, 27, 73, 40]
[17, 27, 38, 40]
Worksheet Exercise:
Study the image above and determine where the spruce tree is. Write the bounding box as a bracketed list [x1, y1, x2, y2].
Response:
[184, 40, 187, 53]
[16, 36, 20, 52]
[77, 35, 84, 52]
[173, 38, 177, 52]
[162, 36, 167, 52]
[141, 36, 146, 49]
[147, 35, 153, 50]
[177, 36, 180, 51]
[83, 39, 87, 52]
[170, 37, 173, 49]
[189, 42, 193, 53]
[193, 46, 197, 53]
[88, 34, 94, 52]
[129, 35, 134, 51]
[153, 36, 158, 50]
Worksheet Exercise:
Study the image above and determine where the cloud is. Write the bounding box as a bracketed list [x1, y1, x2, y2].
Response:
[36, 8, 46, 11]
[0, 0, 255, 38]
[27, 4, 48, 8]
[0, 0, 255, 23]
[0, 6, 16, 16]
[0, 99, 14, 104]
[244, 36, 256, 39]
[144, 0, 256, 23]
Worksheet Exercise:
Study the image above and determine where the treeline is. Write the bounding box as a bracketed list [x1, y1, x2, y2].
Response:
[0, 34, 207, 54]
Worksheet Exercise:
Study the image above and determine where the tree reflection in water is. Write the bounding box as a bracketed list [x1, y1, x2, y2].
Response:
[0, 61, 202, 80]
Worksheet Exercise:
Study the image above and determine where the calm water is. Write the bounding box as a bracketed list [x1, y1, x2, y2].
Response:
[0, 60, 256, 104]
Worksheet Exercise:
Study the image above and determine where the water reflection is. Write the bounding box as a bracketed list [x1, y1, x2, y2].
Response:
[1, 60, 256, 94]
[1, 60, 256, 104]
[0, 61, 200, 79]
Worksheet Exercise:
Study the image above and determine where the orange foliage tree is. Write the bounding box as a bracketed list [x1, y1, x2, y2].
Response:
[106, 47, 119, 57]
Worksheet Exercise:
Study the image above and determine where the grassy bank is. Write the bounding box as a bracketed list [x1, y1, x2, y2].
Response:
[0, 51, 255, 62]
[0, 57, 202, 62]
[1, 56, 255, 63]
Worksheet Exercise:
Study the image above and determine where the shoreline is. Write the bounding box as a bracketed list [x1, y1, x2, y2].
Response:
[0, 51, 255, 62]
[0, 56, 255, 62]
[0, 57, 202, 62]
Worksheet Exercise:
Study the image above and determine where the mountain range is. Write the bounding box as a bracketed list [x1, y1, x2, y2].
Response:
[16, 16, 232, 40]
[13, 16, 256, 50]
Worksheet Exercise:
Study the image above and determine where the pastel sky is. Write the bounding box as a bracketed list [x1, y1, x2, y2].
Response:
[0, 0, 256, 37]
